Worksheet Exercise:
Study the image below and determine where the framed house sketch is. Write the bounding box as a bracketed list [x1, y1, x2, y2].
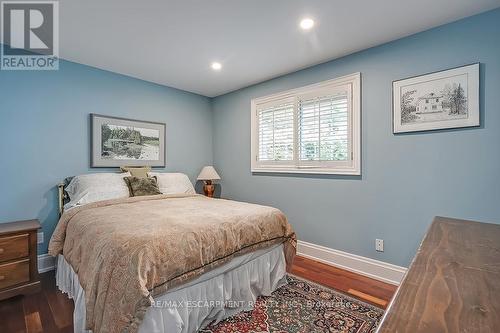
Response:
[393, 63, 479, 133]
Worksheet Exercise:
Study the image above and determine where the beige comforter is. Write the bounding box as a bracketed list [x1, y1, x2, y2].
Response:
[48, 194, 296, 333]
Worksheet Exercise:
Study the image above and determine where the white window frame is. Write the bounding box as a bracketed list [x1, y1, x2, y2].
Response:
[251, 72, 361, 175]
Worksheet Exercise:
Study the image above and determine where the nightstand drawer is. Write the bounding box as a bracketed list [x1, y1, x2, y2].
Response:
[0, 234, 29, 262]
[0, 220, 40, 301]
[0, 259, 30, 290]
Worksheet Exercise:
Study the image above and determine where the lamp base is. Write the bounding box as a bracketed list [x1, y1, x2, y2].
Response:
[203, 180, 215, 198]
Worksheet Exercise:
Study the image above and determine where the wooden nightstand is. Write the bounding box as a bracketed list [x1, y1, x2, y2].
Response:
[0, 219, 41, 301]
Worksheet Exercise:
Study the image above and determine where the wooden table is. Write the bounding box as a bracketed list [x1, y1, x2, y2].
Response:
[377, 216, 500, 332]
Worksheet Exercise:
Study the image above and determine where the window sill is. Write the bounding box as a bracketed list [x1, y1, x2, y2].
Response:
[251, 167, 361, 176]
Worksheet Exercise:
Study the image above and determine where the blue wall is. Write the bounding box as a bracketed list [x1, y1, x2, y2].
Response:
[212, 9, 500, 267]
[1, 9, 499, 266]
[0, 60, 213, 254]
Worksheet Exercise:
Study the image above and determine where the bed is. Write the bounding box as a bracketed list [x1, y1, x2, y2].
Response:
[49, 173, 296, 333]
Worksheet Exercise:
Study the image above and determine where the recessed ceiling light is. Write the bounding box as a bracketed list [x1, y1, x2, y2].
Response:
[300, 18, 314, 30]
[211, 62, 222, 71]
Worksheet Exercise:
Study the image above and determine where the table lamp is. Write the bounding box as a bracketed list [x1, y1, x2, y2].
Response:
[197, 166, 221, 197]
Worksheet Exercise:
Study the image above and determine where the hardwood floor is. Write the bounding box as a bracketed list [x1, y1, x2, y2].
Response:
[291, 256, 397, 308]
[0, 271, 74, 333]
[0, 256, 397, 333]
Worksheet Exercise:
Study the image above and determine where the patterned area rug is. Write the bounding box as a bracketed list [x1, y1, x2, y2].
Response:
[200, 275, 384, 333]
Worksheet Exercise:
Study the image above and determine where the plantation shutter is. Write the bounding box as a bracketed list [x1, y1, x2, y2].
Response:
[257, 101, 294, 162]
[252, 73, 360, 174]
[298, 89, 350, 163]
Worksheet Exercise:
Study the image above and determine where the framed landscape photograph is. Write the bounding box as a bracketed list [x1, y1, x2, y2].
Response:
[393, 63, 479, 133]
[91, 114, 166, 167]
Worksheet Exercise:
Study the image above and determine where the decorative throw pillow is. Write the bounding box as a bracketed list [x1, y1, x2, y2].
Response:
[124, 176, 162, 197]
[120, 166, 152, 178]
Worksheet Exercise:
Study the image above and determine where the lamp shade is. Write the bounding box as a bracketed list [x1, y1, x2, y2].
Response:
[197, 166, 221, 181]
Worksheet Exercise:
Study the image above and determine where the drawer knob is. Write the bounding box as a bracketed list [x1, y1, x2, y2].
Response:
[0, 248, 4, 254]
[0, 275, 4, 281]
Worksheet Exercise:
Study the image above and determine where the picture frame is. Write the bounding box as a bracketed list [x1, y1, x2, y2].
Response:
[91, 114, 166, 167]
[392, 63, 479, 133]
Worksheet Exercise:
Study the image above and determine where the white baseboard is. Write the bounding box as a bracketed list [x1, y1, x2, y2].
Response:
[38, 253, 56, 273]
[297, 240, 407, 285]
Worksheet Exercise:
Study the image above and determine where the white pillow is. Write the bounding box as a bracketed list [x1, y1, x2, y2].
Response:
[65, 172, 131, 209]
[148, 172, 195, 195]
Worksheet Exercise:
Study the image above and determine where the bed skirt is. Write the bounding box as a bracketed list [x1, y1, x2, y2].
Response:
[55, 244, 287, 333]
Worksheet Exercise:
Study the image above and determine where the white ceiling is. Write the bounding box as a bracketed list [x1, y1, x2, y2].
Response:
[55, 0, 500, 96]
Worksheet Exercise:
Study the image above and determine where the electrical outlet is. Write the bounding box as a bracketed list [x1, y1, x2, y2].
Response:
[37, 231, 44, 244]
[375, 239, 384, 252]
